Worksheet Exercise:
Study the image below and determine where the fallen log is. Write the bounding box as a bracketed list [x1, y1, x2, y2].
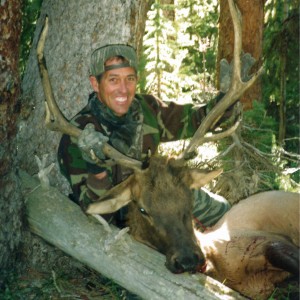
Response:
[20, 170, 245, 300]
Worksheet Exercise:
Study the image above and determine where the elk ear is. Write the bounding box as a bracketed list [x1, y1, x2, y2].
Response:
[185, 169, 223, 189]
[86, 175, 135, 214]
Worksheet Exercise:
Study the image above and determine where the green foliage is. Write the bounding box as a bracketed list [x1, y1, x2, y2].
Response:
[263, 0, 299, 153]
[242, 101, 277, 152]
[140, 0, 219, 104]
[215, 102, 279, 192]
[141, 0, 299, 191]
[217, 101, 299, 193]
[180, 0, 219, 77]
[141, 1, 182, 101]
[20, 0, 43, 77]
[241, 102, 279, 190]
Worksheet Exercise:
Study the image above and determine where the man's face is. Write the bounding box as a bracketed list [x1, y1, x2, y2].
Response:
[90, 57, 137, 117]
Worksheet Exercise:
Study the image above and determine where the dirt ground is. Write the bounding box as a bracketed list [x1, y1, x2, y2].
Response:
[0, 266, 141, 300]
[0, 234, 140, 300]
[1, 263, 299, 300]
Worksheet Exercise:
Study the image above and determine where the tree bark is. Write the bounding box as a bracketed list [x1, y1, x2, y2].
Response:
[20, 170, 245, 300]
[0, 0, 23, 271]
[217, 0, 264, 110]
[278, 1, 289, 146]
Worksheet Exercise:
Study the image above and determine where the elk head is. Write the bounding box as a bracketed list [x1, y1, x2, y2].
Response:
[86, 156, 222, 273]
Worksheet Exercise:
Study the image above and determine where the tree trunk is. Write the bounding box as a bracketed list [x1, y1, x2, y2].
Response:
[217, 0, 264, 110]
[278, 1, 289, 146]
[20, 170, 245, 300]
[0, 0, 23, 271]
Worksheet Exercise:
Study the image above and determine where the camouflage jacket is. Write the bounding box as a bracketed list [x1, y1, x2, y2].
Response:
[58, 92, 206, 213]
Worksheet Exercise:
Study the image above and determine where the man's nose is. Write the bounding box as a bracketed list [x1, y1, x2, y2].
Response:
[119, 80, 128, 93]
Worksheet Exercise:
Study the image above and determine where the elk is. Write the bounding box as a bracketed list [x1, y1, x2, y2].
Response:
[36, 1, 299, 299]
[86, 164, 299, 299]
[88, 156, 223, 273]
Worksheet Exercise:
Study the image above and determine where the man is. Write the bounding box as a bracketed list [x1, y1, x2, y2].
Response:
[58, 44, 230, 229]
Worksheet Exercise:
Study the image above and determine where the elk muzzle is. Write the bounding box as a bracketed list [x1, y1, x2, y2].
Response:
[165, 239, 206, 274]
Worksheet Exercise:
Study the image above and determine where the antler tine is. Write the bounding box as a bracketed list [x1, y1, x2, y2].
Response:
[37, 16, 142, 170]
[230, 0, 242, 86]
[181, 0, 264, 159]
[37, 17, 81, 138]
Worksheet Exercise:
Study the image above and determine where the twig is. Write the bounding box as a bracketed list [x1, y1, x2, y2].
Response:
[92, 214, 112, 233]
[104, 227, 130, 253]
[52, 270, 62, 294]
[279, 148, 300, 160]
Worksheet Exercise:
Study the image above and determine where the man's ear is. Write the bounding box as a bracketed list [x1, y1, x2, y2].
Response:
[89, 76, 99, 92]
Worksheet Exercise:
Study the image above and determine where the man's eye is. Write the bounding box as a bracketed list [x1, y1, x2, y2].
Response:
[128, 76, 136, 82]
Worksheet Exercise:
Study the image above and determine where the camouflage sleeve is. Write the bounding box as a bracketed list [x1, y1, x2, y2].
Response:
[57, 115, 113, 210]
[140, 94, 206, 143]
[58, 134, 114, 209]
[159, 101, 206, 141]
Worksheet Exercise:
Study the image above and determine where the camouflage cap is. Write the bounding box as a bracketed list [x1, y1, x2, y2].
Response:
[90, 44, 138, 77]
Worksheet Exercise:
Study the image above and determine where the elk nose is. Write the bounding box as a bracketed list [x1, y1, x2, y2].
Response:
[172, 253, 205, 274]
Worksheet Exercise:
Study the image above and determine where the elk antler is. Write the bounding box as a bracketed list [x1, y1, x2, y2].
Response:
[181, 0, 264, 159]
[37, 16, 142, 170]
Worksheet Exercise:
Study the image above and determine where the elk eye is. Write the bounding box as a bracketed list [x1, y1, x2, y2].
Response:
[139, 207, 148, 216]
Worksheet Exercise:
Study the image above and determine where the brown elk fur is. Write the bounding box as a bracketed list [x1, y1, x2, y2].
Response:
[88, 157, 222, 273]
[87, 157, 299, 299]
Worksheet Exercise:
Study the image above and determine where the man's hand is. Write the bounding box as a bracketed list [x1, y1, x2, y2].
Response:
[77, 124, 109, 163]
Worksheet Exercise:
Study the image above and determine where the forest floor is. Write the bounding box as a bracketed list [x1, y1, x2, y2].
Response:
[0, 263, 299, 300]
[0, 265, 141, 300]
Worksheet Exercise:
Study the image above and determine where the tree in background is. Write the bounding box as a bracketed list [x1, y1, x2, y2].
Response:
[0, 0, 23, 272]
[263, 0, 299, 151]
[218, 0, 265, 110]
[141, 0, 182, 101]
[179, 0, 219, 103]
[141, 0, 219, 104]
